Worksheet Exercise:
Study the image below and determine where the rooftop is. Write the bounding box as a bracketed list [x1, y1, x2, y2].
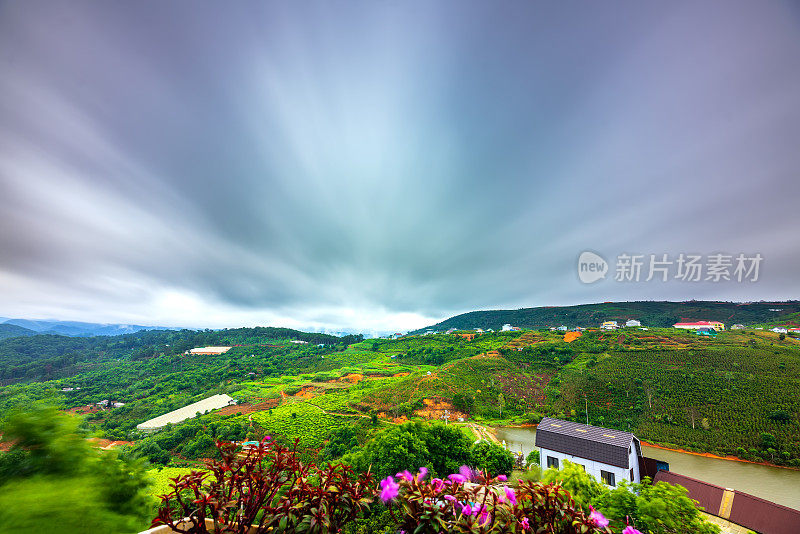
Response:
[535, 417, 637, 468]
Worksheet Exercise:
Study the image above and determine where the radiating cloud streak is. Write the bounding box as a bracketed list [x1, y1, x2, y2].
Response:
[1, 1, 799, 331]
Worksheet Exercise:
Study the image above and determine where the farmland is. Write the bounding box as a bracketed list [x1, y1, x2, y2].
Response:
[0, 323, 798, 471]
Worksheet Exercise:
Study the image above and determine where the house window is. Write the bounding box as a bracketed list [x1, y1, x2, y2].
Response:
[601, 470, 616, 486]
[547, 456, 559, 469]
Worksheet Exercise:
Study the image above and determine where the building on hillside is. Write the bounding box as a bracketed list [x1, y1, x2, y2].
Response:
[535, 417, 643, 486]
[601, 321, 618, 330]
[673, 321, 725, 331]
[789, 328, 800, 334]
[731, 324, 745, 330]
[474, 328, 484, 333]
[696, 328, 717, 337]
[136, 394, 236, 432]
[189, 346, 232, 355]
[557, 325, 568, 331]
[501, 324, 514, 331]
[771, 327, 788, 334]
[290, 339, 309, 344]
[625, 320, 641, 327]
[446, 328, 457, 334]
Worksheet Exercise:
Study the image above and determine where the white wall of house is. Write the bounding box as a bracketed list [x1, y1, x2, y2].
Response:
[539, 444, 640, 487]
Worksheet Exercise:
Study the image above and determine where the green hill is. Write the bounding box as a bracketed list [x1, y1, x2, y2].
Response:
[412, 300, 800, 333]
[0, 323, 36, 341]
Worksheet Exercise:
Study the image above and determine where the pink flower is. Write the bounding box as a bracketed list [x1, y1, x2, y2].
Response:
[459, 465, 473, 480]
[503, 486, 517, 506]
[589, 508, 609, 528]
[396, 470, 413, 482]
[622, 527, 642, 534]
[379, 476, 399, 502]
[496, 474, 507, 482]
[448, 473, 467, 484]
[431, 478, 444, 493]
[444, 494, 457, 502]
[520, 517, 530, 530]
[460, 503, 472, 515]
[478, 507, 491, 525]
[417, 467, 428, 481]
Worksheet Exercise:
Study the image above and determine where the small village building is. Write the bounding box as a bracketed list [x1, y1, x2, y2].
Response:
[557, 325, 568, 331]
[189, 346, 232, 355]
[289, 340, 309, 344]
[731, 324, 745, 330]
[501, 324, 514, 331]
[696, 328, 717, 337]
[535, 417, 643, 487]
[625, 319, 641, 327]
[601, 321, 618, 330]
[673, 321, 725, 331]
[771, 327, 788, 334]
[789, 328, 800, 334]
[446, 328, 457, 334]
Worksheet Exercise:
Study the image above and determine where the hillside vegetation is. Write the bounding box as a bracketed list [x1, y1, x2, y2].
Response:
[0, 319, 797, 476]
[413, 300, 800, 332]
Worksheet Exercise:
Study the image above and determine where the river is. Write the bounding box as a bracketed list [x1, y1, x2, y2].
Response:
[495, 427, 800, 510]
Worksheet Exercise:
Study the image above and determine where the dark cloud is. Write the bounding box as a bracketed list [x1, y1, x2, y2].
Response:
[1, 1, 799, 331]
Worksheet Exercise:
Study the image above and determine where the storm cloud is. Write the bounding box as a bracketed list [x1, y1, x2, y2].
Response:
[1, 1, 799, 332]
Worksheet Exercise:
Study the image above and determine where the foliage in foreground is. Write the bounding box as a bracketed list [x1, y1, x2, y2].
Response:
[154, 438, 718, 534]
[0, 404, 152, 533]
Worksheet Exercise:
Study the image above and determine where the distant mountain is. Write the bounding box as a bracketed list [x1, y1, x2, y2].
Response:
[411, 300, 800, 333]
[1, 318, 174, 337]
[0, 323, 36, 341]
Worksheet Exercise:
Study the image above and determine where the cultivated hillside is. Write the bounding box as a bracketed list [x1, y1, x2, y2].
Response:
[412, 300, 800, 332]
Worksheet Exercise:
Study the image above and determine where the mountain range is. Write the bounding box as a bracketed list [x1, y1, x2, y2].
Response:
[0, 318, 174, 338]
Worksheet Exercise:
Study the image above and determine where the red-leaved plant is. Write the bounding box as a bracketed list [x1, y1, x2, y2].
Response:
[153, 440, 614, 534]
[152, 437, 373, 533]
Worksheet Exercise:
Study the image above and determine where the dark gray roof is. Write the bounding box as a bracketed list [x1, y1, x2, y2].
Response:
[535, 417, 637, 468]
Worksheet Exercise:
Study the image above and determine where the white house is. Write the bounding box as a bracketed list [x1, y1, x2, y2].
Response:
[625, 320, 641, 327]
[557, 326, 568, 332]
[601, 321, 618, 330]
[536, 417, 642, 487]
[772, 327, 788, 334]
[501, 324, 514, 332]
[731, 324, 745, 330]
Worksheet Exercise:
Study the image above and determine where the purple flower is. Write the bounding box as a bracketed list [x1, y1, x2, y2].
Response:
[503, 486, 517, 506]
[448, 473, 467, 484]
[477, 505, 491, 525]
[459, 465, 473, 481]
[431, 478, 444, 493]
[520, 517, 530, 530]
[444, 494, 457, 502]
[379, 476, 399, 502]
[460, 503, 472, 515]
[622, 527, 642, 534]
[396, 470, 413, 482]
[417, 467, 428, 481]
[589, 508, 609, 528]
[496, 474, 507, 482]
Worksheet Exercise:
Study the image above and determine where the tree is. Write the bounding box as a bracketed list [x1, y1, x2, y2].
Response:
[525, 449, 540, 467]
[0, 404, 151, 532]
[594, 478, 720, 534]
[469, 440, 514, 476]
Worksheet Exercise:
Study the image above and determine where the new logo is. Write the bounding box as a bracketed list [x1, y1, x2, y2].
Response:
[578, 251, 608, 284]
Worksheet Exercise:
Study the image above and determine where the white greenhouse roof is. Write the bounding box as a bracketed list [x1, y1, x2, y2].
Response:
[136, 394, 234, 431]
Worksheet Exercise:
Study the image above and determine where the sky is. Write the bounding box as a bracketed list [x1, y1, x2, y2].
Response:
[1, 1, 800, 333]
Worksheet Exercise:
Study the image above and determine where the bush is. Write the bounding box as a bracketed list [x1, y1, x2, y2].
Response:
[469, 440, 515, 476]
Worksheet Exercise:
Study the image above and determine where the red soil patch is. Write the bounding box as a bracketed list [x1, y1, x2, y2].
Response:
[216, 398, 281, 416]
[341, 373, 363, 383]
[393, 372, 409, 378]
[414, 397, 468, 421]
[69, 405, 103, 415]
[563, 331, 582, 342]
